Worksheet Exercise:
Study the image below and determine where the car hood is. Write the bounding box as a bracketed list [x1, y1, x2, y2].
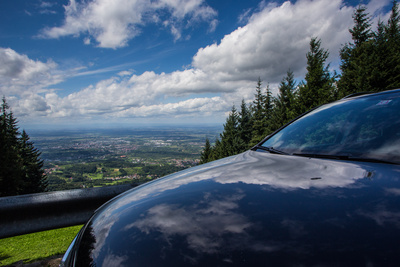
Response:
[66, 150, 400, 266]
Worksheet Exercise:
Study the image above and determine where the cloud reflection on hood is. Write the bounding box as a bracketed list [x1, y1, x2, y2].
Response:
[85, 150, 373, 252]
[102, 150, 372, 211]
[357, 203, 400, 228]
[123, 192, 276, 257]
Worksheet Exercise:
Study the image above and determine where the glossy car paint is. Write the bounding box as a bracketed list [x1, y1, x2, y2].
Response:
[62, 150, 400, 266]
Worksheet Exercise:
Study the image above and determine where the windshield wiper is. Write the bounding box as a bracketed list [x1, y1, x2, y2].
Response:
[253, 145, 290, 155]
[293, 153, 399, 165]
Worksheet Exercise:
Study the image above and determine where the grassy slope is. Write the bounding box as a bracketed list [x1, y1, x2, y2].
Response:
[0, 225, 82, 266]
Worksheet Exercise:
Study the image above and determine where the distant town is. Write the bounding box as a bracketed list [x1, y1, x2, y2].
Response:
[29, 126, 222, 191]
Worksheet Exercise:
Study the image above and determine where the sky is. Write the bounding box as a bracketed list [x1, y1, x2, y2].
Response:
[0, 0, 394, 130]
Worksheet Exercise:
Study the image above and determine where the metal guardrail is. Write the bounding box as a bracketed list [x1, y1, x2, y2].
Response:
[0, 184, 135, 239]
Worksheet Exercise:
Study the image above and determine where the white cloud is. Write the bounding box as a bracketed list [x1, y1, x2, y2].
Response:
[36, 69, 236, 120]
[115, 97, 229, 118]
[0, 48, 62, 96]
[2, 0, 394, 126]
[193, 0, 355, 83]
[39, 0, 218, 48]
[18, 94, 50, 114]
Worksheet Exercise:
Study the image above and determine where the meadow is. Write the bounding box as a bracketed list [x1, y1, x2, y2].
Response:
[0, 225, 82, 266]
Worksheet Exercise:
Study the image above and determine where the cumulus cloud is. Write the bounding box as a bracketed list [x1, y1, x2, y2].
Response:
[2, 0, 393, 125]
[17, 94, 50, 115]
[39, 0, 218, 48]
[39, 70, 235, 119]
[114, 97, 229, 118]
[42, 0, 361, 119]
[0, 48, 62, 96]
[193, 0, 355, 83]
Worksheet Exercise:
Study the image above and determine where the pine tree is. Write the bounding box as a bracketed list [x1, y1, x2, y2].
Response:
[210, 138, 223, 161]
[0, 97, 23, 196]
[250, 81, 274, 146]
[200, 138, 212, 164]
[249, 79, 264, 146]
[349, 5, 374, 46]
[19, 130, 47, 194]
[251, 78, 265, 120]
[200, 100, 255, 163]
[338, 5, 375, 96]
[369, 20, 389, 91]
[219, 105, 240, 157]
[385, 0, 400, 89]
[298, 37, 336, 113]
[264, 84, 274, 124]
[271, 70, 297, 130]
[339, 1, 400, 94]
[238, 99, 253, 151]
[0, 97, 47, 196]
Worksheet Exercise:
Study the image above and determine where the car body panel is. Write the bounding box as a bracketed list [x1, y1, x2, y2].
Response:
[64, 150, 400, 266]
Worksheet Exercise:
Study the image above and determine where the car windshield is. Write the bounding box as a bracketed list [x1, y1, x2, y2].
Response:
[261, 91, 400, 165]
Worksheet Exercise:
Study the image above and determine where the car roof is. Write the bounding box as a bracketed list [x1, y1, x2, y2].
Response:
[342, 88, 400, 100]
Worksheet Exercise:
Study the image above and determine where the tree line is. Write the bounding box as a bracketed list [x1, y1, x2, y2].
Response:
[200, 2, 400, 163]
[0, 98, 47, 197]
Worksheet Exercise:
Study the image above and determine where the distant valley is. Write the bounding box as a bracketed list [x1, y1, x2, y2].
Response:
[29, 126, 222, 191]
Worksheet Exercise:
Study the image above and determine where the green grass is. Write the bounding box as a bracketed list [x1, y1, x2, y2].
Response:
[103, 178, 133, 186]
[0, 225, 82, 266]
[86, 173, 104, 180]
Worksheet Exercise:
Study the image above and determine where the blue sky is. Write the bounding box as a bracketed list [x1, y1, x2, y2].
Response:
[0, 0, 393, 129]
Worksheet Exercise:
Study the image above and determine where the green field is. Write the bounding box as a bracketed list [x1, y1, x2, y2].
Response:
[0, 225, 82, 266]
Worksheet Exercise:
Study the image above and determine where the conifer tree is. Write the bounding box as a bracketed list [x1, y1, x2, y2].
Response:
[200, 138, 212, 164]
[210, 138, 223, 161]
[264, 84, 274, 123]
[271, 70, 297, 130]
[0, 97, 47, 196]
[249, 79, 264, 146]
[0, 97, 23, 196]
[385, 0, 400, 89]
[251, 78, 265, 119]
[369, 20, 389, 91]
[250, 80, 274, 146]
[298, 37, 336, 113]
[219, 105, 240, 157]
[349, 5, 374, 46]
[338, 5, 375, 96]
[238, 99, 253, 151]
[339, 1, 400, 94]
[19, 130, 48, 194]
[368, 1, 400, 91]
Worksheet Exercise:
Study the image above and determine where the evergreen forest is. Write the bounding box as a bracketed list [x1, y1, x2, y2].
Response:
[0, 98, 47, 197]
[200, 2, 400, 163]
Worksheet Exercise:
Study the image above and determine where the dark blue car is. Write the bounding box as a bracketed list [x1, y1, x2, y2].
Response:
[61, 89, 400, 266]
